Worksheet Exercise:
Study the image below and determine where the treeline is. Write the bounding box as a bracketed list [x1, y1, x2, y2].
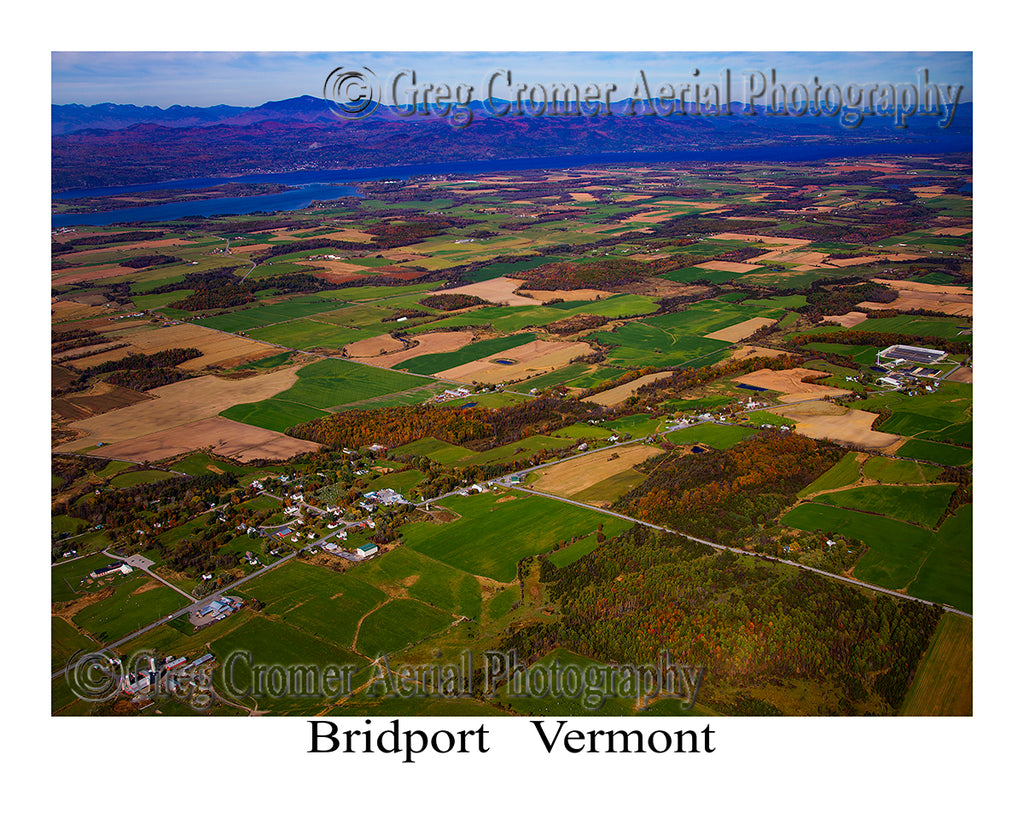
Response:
[512, 257, 681, 290]
[155, 269, 342, 311]
[291, 397, 604, 452]
[799, 281, 899, 321]
[77, 347, 202, 391]
[631, 354, 804, 403]
[120, 254, 178, 269]
[367, 217, 471, 249]
[790, 329, 972, 356]
[511, 526, 941, 714]
[616, 432, 844, 547]
[420, 293, 487, 311]
[52, 328, 115, 354]
[52, 230, 163, 253]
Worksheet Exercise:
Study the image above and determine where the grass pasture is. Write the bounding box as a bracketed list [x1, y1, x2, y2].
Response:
[400, 490, 631, 582]
[900, 612, 972, 715]
[663, 422, 755, 450]
[354, 598, 455, 659]
[354, 547, 482, 620]
[814, 483, 956, 528]
[797, 452, 862, 497]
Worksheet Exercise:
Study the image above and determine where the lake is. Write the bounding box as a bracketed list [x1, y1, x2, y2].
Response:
[51, 141, 971, 228]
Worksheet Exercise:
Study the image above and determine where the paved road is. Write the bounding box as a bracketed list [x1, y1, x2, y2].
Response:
[51, 551, 297, 681]
[509, 484, 972, 618]
[103, 549, 197, 602]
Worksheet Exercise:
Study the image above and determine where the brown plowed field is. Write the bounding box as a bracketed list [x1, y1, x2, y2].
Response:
[704, 317, 776, 342]
[530, 443, 664, 497]
[436, 339, 593, 383]
[84, 416, 321, 463]
[733, 368, 851, 403]
[55, 365, 303, 452]
[66, 323, 280, 370]
[364, 331, 476, 369]
[774, 402, 900, 449]
[584, 371, 675, 407]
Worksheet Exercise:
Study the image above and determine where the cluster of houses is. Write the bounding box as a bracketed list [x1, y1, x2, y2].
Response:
[429, 386, 472, 404]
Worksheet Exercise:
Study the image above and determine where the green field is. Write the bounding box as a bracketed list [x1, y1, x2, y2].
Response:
[400, 333, 537, 375]
[900, 612, 972, 715]
[400, 490, 631, 582]
[355, 598, 455, 658]
[781, 502, 971, 611]
[895, 438, 973, 467]
[220, 358, 434, 432]
[221, 397, 329, 433]
[862, 456, 943, 484]
[814, 483, 956, 528]
[354, 547, 482, 619]
[52, 616, 99, 671]
[391, 437, 478, 464]
[71, 576, 189, 643]
[663, 422, 755, 450]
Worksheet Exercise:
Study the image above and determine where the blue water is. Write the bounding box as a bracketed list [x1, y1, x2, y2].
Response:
[51, 182, 359, 228]
[52, 141, 971, 228]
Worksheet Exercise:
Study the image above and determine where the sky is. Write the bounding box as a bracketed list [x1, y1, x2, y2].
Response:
[51, 51, 973, 108]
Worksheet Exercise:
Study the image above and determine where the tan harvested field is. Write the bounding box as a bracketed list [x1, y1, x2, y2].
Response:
[929, 226, 972, 236]
[858, 279, 973, 317]
[294, 259, 371, 278]
[704, 316, 776, 343]
[825, 252, 925, 268]
[343, 333, 408, 358]
[518, 287, 612, 302]
[84, 416, 322, 463]
[911, 186, 946, 198]
[584, 371, 675, 407]
[379, 249, 427, 261]
[55, 365, 303, 452]
[52, 382, 151, 421]
[441, 276, 545, 306]
[733, 368, 851, 403]
[711, 233, 810, 247]
[775, 402, 900, 449]
[52, 265, 137, 285]
[871, 279, 972, 296]
[946, 366, 973, 383]
[69, 323, 280, 370]
[530, 443, 664, 498]
[367, 331, 476, 369]
[627, 210, 681, 224]
[569, 192, 596, 202]
[722, 345, 790, 363]
[51, 299, 113, 323]
[314, 229, 376, 243]
[750, 250, 829, 266]
[696, 260, 763, 274]
[436, 339, 594, 383]
[615, 195, 651, 203]
[823, 311, 869, 328]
